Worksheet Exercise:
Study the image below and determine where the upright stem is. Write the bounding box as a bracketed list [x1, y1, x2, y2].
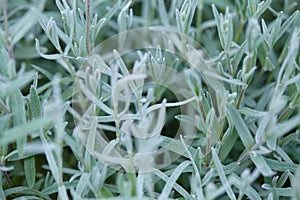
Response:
[3, 0, 9, 37]
[1, 0, 14, 188]
[85, 0, 91, 54]
[2, 0, 13, 59]
[236, 87, 245, 109]
[206, 134, 211, 168]
[196, 0, 204, 42]
[199, 100, 206, 123]
[234, 23, 244, 43]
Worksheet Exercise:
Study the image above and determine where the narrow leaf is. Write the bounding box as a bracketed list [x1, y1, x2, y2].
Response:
[11, 90, 26, 155]
[273, 114, 300, 138]
[211, 148, 236, 200]
[30, 85, 41, 118]
[24, 157, 36, 188]
[154, 170, 190, 199]
[250, 152, 274, 176]
[227, 105, 254, 149]
[292, 167, 300, 200]
[11, 0, 47, 44]
[86, 117, 97, 154]
[0, 117, 53, 146]
[265, 159, 298, 173]
[253, 0, 272, 19]
[158, 161, 191, 200]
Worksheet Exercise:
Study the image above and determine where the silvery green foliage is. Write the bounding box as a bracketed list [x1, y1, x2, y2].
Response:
[0, 0, 299, 199]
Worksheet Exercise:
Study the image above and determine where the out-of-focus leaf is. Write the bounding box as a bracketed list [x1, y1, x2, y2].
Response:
[24, 157, 36, 188]
[4, 186, 51, 200]
[0, 72, 35, 99]
[11, 0, 47, 44]
[0, 117, 53, 146]
[10, 90, 26, 156]
[29, 85, 41, 119]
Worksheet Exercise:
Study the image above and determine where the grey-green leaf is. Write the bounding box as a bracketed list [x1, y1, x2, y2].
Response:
[227, 105, 254, 149]
[211, 147, 236, 200]
[30, 85, 41, 119]
[24, 156, 36, 188]
[0, 117, 53, 146]
[158, 161, 191, 200]
[292, 166, 300, 200]
[11, 0, 47, 44]
[11, 90, 27, 156]
[250, 152, 274, 176]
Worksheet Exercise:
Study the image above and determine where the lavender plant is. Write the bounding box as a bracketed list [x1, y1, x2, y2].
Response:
[0, 0, 299, 199]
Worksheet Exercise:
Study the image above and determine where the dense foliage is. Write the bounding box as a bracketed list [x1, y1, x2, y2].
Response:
[0, 0, 300, 199]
